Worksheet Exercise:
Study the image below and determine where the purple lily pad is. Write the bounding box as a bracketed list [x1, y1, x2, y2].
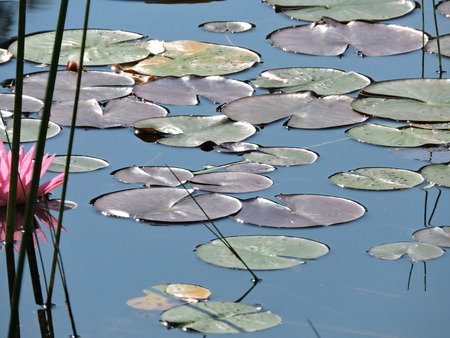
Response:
[113, 166, 193, 186]
[189, 172, 273, 193]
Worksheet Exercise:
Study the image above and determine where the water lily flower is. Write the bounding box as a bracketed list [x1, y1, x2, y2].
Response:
[0, 141, 64, 206]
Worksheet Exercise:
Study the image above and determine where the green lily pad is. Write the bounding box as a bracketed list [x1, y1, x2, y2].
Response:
[133, 75, 253, 106]
[189, 172, 273, 193]
[368, 242, 444, 262]
[242, 147, 318, 166]
[15, 70, 135, 102]
[347, 123, 450, 147]
[267, 0, 416, 22]
[0, 93, 44, 113]
[196, 235, 329, 270]
[419, 162, 450, 187]
[8, 29, 158, 66]
[351, 79, 450, 122]
[225, 162, 276, 174]
[44, 97, 167, 129]
[0, 48, 12, 64]
[199, 21, 254, 33]
[269, 17, 427, 57]
[133, 115, 256, 147]
[329, 167, 424, 190]
[161, 301, 281, 333]
[220, 92, 366, 129]
[233, 194, 365, 228]
[251, 67, 371, 95]
[425, 34, 450, 57]
[92, 188, 242, 223]
[124, 40, 260, 76]
[112, 166, 194, 186]
[413, 227, 450, 248]
[48, 155, 109, 173]
[0, 118, 60, 142]
[438, 1, 450, 17]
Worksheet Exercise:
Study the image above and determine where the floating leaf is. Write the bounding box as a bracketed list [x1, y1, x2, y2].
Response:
[268, 17, 427, 57]
[92, 188, 242, 223]
[233, 194, 365, 228]
[0, 118, 60, 142]
[196, 235, 329, 270]
[0, 93, 44, 113]
[44, 98, 167, 128]
[14, 70, 135, 102]
[351, 79, 450, 122]
[133, 75, 253, 105]
[8, 29, 157, 66]
[329, 167, 424, 190]
[242, 147, 318, 166]
[438, 1, 450, 17]
[0, 48, 12, 64]
[347, 123, 450, 147]
[112, 166, 193, 186]
[225, 162, 276, 173]
[161, 301, 281, 333]
[133, 115, 256, 147]
[425, 34, 450, 57]
[163, 284, 211, 300]
[199, 21, 254, 33]
[267, 0, 416, 22]
[48, 155, 109, 173]
[419, 162, 450, 187]
[127, 287, 181, 311]
[220, 92, 367, 129]
[413, 227, 450, 248]
[189, 172, 273, 193]
[124, 40, 260, 76]
[214, 142, 260, 153]
[368, 242, 444, 262]
[251, 67, 371, 95]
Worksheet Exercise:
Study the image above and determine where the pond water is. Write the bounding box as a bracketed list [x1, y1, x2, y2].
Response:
[1, 0, 450, 337]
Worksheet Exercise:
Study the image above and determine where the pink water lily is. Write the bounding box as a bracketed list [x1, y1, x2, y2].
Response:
[0, 142, 64, 206]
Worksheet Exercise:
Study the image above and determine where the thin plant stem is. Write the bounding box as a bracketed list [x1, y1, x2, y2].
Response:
[421, 0, 425, 78]
[407, 263, 414, 291]
[8, 1, 70, 336]
[166, 165, 260, 282]
[427, 186, 441, 225]
[432, 0, 444, 76]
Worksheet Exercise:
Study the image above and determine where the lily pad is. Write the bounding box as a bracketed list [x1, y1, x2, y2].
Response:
[161, 301, 281, 333]
[124, 40, 260, 76]
[133, 75, 254, 105]
[112, 166, 194, 186]
[92, 188, 242, 223]
[419, 162, 450, 187]
[8, 29, 158, 66]
[133, 115, 256, 147]
[14, 70, 135, 102]
[413, 227, 450, 247]
[0, 93, 44, 113]
[268, 17, 427, 57]
[48, 155, 109, 173]
[225, 162, 276, 173]
[127, 287, 181, 311]
[0, 48, 12, 64]
[199, 21, 255, 33]
[189, 172, 273, 193]
[329, 167, 424, 190]
[220, 92, 367, 129]
[438, 1, 450, 17]
[251, 67, 371, 95]
[233, 194, 365, 228]
[196, 235, 329, 270]
[44, 98, 167, 128]
[368, 242, 444, 262]
[351, 79, 450, 122]
[242, 147, 318, 166]
[0, 118, 60, 142]
[267, 0, 416, 22]
[347, 123, 450, 147]
[425, 34, 450, 57]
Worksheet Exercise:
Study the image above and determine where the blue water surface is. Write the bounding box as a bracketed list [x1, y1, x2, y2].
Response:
[1, 0, 450, 337]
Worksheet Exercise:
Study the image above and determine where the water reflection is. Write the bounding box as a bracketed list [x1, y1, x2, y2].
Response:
[0, 0, 52, 42]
